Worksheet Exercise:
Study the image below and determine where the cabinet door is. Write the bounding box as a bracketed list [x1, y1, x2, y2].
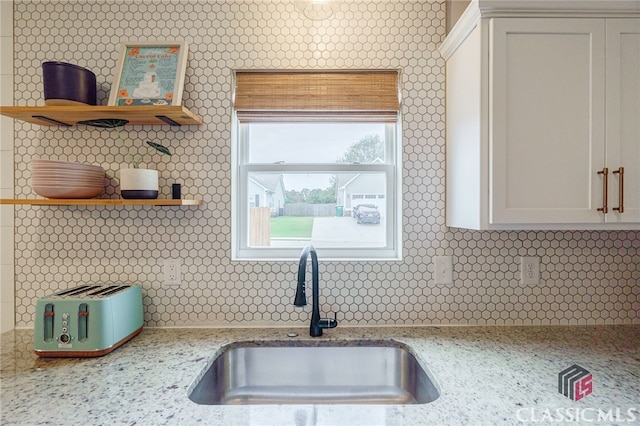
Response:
[490, 19, 606, 224]
[606, 19, 640, 223]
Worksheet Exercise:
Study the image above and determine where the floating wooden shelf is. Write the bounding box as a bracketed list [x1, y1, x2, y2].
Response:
[0, 199, 202, 206]
[0, 105, 203, 126]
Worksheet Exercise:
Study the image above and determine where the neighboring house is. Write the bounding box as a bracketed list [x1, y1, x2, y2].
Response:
[248, 174, 286, 216]
[336, 158, 386, 217]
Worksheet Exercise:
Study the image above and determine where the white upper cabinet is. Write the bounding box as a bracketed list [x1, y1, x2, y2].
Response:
[605, 19, 640, 224]
[490, 18, 606, 225]
[440, 1, 640, 230]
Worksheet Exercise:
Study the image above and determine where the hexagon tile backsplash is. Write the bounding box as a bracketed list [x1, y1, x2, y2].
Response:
[11, 0, 639, 328]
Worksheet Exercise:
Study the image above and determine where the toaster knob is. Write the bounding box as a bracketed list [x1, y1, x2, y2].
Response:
[59, 333, 70, 343]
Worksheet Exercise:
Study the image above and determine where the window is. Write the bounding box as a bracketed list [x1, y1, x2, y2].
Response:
[232, 70, 402, 260]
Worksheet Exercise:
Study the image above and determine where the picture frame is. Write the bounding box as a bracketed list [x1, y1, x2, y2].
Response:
[108, 41, 188, 106]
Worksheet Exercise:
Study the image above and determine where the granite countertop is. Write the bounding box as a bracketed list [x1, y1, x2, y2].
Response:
[1, 325, 638, 425]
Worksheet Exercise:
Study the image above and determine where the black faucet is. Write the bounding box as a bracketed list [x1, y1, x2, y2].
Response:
[294, 244, 338, 337]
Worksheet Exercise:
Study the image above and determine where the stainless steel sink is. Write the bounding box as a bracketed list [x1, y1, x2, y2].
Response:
[188, 341, 439, 405]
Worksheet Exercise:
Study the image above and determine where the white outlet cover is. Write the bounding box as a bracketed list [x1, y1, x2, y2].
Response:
[434, 256, 453, 285]
[163, 259, 182, 286]
[520, 257, 540, 285]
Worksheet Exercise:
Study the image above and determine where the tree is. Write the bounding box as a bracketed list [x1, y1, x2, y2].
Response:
[286, 189, 310, 203]
[308, 187, 335, 203]
[285, 134, 384, 204]
[337, 134, 384, 164]
[286, 187, 335, 204]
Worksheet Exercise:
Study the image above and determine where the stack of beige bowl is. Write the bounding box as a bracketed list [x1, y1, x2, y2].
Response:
[31, 159, 105, 199]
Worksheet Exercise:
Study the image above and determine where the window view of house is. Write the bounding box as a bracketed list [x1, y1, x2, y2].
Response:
[235, 121, 399, 259]
[249, 170, 388, 248]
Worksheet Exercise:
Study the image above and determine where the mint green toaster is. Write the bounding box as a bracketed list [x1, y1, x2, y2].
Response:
[34, 284, 143, 357]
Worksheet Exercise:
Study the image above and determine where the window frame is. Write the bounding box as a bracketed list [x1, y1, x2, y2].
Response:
[231, 70, 402, 261]
[232, 117, 402, 261]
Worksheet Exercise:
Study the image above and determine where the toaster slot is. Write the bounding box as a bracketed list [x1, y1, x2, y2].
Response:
[55, 285, 97, 297]
[43, 303, 54, 342]
[78, 303, 88, 341]
[87, 285, 129, 297]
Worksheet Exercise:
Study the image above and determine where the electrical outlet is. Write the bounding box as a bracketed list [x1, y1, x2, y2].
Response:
[163, 259, 182, 286]
[434, 256, 453, 285]
[520, 256, 540, 285]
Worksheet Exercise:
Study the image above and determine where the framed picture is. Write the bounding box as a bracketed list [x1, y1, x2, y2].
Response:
[108, 41, 188, 106]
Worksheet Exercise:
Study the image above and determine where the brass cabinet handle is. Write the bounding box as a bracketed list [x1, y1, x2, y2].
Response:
[613, 167, 624, 213]
[597, 168, 608, 213]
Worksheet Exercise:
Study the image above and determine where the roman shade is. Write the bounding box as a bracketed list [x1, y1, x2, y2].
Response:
[233, 70, 401, 122]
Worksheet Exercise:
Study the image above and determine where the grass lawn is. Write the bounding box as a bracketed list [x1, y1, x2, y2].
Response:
[270, 216, 314, 238]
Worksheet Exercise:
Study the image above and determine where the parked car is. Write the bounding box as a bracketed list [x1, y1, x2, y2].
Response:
[352, 204, 377, 218]
[355, 205, 381, 224]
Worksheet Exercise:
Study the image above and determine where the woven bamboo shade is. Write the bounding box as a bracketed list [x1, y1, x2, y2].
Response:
[234, 70, 400, 121]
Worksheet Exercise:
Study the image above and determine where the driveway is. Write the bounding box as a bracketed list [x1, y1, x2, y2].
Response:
[269, 216, 385, 248]
[310, 216, 385, 247]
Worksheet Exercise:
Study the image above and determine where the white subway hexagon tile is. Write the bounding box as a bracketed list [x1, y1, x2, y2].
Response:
[8, 0, 640, 328]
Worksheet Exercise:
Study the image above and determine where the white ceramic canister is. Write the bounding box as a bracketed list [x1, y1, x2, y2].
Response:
[119, 168, 159, 199]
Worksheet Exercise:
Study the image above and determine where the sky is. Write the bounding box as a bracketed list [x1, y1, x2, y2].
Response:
[248, 122, 384, 190]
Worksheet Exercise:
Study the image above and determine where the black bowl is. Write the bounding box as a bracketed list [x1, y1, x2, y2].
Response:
[42, 61, 97, 106]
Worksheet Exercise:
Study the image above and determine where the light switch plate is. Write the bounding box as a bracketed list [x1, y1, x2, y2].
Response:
[434, 256, 453, 285]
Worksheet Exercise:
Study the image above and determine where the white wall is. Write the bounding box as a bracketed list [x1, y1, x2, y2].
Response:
[0, 0, 14, 333]
[447, 0, 471, 33]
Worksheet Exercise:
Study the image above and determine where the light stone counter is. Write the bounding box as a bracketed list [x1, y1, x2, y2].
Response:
[1, 325, 638, 425]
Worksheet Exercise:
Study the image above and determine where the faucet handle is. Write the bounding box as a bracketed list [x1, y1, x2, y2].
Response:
[319, 312, 338, 330]
[293, 281, 307, 307]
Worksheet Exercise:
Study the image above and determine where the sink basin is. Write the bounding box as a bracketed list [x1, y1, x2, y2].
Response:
[188, 341, 439, 405]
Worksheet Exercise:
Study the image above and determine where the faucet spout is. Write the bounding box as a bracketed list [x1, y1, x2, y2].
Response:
[294, 244, 338, 337]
